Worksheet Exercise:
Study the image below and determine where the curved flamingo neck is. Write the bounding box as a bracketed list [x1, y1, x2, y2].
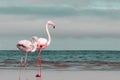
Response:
[31, 42, 37, 52]
[46, 23, 51, 46]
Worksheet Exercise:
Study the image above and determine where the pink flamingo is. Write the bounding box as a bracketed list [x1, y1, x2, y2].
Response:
[17, 39, 37, 80]
[32, 20, 56, 78]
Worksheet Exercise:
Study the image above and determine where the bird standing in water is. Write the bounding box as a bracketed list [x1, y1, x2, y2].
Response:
[32, 20, 56, 78]
[17, 39, 37, 80]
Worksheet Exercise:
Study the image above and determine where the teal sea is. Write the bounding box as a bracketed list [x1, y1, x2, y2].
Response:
[0, 50, 120, 71]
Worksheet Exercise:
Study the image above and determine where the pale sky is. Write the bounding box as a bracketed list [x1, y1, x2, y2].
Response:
[0, 0, 120, 50]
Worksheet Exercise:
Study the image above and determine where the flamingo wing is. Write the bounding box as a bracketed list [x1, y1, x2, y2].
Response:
[17, 40, 33, 52]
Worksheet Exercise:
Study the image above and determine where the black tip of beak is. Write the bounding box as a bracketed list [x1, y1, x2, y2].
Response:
[53, 26, 55, 29]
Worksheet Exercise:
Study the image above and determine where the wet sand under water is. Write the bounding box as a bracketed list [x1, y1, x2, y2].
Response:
[0, 69, 120, 80]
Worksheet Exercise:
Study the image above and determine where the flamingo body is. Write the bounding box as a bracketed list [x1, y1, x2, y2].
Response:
[17, 40, 36, 53]
[36, 38, 47, 49]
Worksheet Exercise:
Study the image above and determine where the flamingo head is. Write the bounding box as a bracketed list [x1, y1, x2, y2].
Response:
[47, 20, 56, 28]
[31, 36, 38, 42]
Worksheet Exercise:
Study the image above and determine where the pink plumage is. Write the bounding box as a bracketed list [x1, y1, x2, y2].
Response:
[32, 20, 56, 78]
[17, 40, 36, 53]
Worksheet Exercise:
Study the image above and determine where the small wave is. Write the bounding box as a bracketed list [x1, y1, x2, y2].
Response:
[0, 50, 120, 70]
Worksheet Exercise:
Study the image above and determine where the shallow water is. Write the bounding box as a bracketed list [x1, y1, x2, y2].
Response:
[0, 50, 120, 70]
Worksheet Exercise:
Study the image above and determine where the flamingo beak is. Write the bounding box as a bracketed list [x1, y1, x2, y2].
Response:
[53, 26, 55, 29]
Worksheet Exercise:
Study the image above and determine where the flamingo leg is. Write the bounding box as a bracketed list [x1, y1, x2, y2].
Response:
[36, 50, 42, 78]
[19, 56, 23, 80]
[24, 53, 28, 80]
